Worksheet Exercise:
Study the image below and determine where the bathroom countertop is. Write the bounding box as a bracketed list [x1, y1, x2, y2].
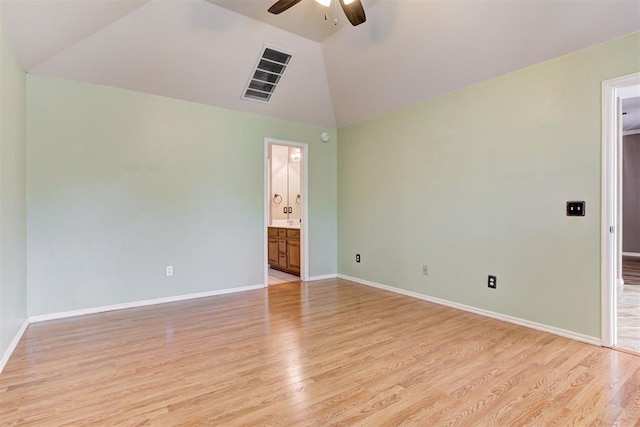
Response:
[269, 224, 301, 229]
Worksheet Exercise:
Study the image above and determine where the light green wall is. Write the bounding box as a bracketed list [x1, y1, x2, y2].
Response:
[338, 33, 640, 339]
[27, 75, 337, 316]
[0, 24, 27, 357]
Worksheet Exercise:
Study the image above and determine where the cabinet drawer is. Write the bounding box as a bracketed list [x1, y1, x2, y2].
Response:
[278, 239, 287, 253]
[278, 229, 287, 238]
[286, 229, 300, 239]
[268, 227, 278, 238]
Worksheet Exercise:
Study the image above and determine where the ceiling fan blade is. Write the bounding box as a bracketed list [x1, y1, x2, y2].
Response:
[268, 0, 304, 14]
[338, 0, 366, 26]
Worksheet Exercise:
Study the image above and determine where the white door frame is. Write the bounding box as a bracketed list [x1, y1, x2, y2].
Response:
[264, 138, 309, 286]
[601, 72, 640, 348]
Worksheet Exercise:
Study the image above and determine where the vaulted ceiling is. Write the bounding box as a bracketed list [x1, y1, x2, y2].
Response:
[1, 0, 639, 128]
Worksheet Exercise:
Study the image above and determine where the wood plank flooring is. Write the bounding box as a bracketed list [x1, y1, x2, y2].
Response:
[268, 268, 300, 286]
[2, 278, 640, 425]
[624, 256, 640, 286]
[618, 283, 640, 353]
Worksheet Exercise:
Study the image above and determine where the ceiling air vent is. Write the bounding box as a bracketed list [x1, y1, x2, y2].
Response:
[243, 46, 293, 103]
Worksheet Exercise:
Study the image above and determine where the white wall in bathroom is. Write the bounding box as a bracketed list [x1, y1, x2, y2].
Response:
[271, 145, 289, 221]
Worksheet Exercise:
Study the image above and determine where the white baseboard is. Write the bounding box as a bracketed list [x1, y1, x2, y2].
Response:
[623, 252, 640, 258]
[0, 319, 29, 375]
[307, 274, 337, 281]
[29, 284, 265, 324]
[338, 274, 601, 347]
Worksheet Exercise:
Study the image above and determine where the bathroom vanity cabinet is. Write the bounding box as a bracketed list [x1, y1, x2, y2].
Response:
[268, 227, 300, 276]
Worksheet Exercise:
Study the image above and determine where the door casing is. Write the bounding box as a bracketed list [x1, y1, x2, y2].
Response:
[264, 138, 309, 286]
[601, 72, 640, 348]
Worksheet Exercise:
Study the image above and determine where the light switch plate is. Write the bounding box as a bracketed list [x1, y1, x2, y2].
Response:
[566, 201, 585, 216]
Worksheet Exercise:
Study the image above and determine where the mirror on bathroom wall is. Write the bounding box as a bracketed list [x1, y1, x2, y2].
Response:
[269, 145, 301, 227]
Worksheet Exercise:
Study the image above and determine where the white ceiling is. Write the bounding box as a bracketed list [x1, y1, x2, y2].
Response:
[623, 97, 640, 131]
[207, 0, 381, 42]
[1, 0, 639, 128]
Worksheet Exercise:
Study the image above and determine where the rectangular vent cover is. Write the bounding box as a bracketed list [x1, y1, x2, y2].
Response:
[243, 46, 293, 103]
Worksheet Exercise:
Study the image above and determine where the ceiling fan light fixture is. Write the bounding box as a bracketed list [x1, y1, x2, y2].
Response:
[313, 0, 356, 6]
[269, 0, 366, 26]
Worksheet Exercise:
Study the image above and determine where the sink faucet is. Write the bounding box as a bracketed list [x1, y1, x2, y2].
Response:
[287, 218, 294, 226]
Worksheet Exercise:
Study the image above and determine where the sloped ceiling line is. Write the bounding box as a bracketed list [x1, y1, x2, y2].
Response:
[0, 0, 152, 70]
[1, 0, 639, 128]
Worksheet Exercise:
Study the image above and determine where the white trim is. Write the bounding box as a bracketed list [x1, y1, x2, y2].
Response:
[623, 252, 640, 258]
[264, 138, 310, 285]
[338, 274, 601, 346]
[306, 274, 337, 281]
[602, 77, 616, 348]
[602, 72, 640, 349]
[264, 151, 270, 289]
[0, 319, 29, 374]
[623, 129, 640, 136]
[28, 284, 264, 324]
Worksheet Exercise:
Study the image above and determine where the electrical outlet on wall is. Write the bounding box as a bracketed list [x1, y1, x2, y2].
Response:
[166, 266, 173, 277]
[356, 254, 361, 263]
[422, 265, 429, 276]
[488, 275, 496, 289]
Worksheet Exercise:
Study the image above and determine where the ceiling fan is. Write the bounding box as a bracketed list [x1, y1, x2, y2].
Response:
[268, 0, 366, 27]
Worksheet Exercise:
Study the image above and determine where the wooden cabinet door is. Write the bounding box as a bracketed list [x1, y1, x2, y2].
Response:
[278, 253, 288, 269]
[287, 240, 301, 273]
[268, 238, 279, 266]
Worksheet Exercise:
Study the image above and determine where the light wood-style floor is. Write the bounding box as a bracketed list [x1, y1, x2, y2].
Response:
[623, 256, 640, 286]
[268, 268, 299, 286]
[2, 278, 640, 425]
[617, 257, 640, 353]
[618, 283, 640, 353]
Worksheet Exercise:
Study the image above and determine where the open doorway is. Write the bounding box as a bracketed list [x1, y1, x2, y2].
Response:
[618, 96, 640, 351]
[602, 72, 640, 351]
[264, 138, 309, 286]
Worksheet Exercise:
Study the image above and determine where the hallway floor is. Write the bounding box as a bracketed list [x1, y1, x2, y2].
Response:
[623, 256, 640, 286]
[617, 283, 640, 352]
